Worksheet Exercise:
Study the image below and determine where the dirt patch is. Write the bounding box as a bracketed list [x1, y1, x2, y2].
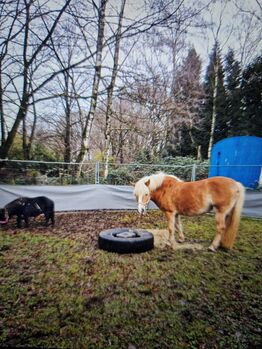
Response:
[2, 210, 204, 251]
[1, 210, 209, 253]
[149, 229, 204, 250]
[1, 210, 165, 246]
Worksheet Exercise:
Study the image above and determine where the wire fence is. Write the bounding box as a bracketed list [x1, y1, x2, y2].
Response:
[0, 159, 261, 188]
[0, 159, 208, 185]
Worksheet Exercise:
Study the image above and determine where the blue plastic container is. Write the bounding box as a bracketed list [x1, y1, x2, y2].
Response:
[209, 136, 262, 188]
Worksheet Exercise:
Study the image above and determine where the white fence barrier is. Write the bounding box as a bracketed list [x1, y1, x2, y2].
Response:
[0, 184, 261, 218]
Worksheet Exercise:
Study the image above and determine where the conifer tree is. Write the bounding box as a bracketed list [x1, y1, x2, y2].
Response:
[241, 55, 262, 137]
[224, 49, 242, 136]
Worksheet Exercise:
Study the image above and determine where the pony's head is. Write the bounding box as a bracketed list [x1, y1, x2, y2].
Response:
[133, 173, 166, 214]
[134, 177, 151, 214]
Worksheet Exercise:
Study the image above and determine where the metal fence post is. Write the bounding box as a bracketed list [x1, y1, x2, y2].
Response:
[95, 161, 100, 184]
[191, 164, 196, 181]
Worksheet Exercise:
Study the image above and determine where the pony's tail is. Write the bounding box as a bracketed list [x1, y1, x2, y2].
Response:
[221, 182, 245, 249]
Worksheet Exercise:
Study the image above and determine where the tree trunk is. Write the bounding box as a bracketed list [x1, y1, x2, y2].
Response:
[22, 117, 28, 159]
[64, 73, 71, 164]
[207, 60, 219, 160]
[76, 0, 108, 175]
[28, 90, 37, 159]
[0, 95, 29, 159]
[104, 0, 126, 179]
[196, 145, 202, 161]
[0, 58, 5, 146]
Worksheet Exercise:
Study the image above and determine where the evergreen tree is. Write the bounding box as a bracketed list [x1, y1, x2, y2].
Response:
[241, 55, 262, 137]
[198, 42, 227, 158]
[224, 49, 242, 136]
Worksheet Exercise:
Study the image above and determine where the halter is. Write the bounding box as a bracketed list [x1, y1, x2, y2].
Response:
[137, 192, 151, 214]
[134, 176, 154, 214]
[137, 196, 150, 206]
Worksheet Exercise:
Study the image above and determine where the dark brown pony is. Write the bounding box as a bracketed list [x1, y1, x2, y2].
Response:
[134, 173, 245, 251]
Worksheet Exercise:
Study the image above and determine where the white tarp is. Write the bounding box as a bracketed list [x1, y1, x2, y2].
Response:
[0, 184, 261, 218]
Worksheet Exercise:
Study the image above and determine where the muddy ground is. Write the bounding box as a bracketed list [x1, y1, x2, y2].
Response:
[1, 210, 167, 247]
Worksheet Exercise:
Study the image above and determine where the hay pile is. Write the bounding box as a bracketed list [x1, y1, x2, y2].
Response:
[149, 229, 204, 251]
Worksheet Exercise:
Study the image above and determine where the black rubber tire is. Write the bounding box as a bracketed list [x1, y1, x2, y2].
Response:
[98, 228, 154, 254]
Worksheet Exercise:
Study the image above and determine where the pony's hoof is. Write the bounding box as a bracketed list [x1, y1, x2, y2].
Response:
[166, 240, 177, 250]
[171, 241, 178, 250]
[178, 238, 185, 243]
[208, 245, 216, 252]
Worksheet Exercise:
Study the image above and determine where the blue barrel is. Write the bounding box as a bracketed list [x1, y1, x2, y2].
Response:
[209, 136, 262, 188]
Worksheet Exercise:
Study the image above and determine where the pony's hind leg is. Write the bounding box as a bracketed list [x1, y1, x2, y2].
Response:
[175, 214, 185, 243]
[51, 211, 55, 226]
[44, 211, 54, 226]
[165, 211, 177, 247]
[208, 211, 226, 252]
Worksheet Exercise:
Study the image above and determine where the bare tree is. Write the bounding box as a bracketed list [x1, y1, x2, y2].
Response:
[0, 0, 72, 160]
[0, 1, 23, 146]
[207, 43, 219, 159]
[104, 0, 126, 178]
[206, 0, 227, 160]
[76, 0, 108, 172]
[233, 0, 262, 68]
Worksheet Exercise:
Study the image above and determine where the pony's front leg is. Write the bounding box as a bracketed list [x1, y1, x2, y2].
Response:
[175, 214, 185, 243]
[165, 211, 177, 247]
[16, 215, 22, 228]
[209, 212, 226, 252]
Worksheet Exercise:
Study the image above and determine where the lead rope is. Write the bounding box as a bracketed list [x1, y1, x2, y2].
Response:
[138, 212, 142, 227]
[138, 207, 147, 232]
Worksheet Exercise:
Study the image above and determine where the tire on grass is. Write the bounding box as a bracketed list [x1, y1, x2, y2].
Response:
[98, 228, 154, 254]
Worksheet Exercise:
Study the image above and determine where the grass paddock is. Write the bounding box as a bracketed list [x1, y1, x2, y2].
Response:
[0, 211, 261, 348]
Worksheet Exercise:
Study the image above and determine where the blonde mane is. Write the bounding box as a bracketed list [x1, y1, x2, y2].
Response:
[134, 172, 182, 195]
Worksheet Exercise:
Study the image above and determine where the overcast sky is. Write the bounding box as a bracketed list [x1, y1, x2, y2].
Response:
[124, 0, 262, 67]
[195, 0, 262, 66]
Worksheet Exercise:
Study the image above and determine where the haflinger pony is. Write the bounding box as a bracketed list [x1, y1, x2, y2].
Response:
[134, 173, 245, 252]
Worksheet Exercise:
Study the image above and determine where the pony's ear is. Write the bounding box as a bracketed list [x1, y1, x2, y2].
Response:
[145, 179, 150, 187]
[130, 182, 136, 186]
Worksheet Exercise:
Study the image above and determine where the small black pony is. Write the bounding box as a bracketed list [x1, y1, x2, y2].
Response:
[0, 196, 55, 228]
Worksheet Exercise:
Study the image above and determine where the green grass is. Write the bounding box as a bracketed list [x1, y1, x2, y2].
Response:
[0, 213, 261, 348]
